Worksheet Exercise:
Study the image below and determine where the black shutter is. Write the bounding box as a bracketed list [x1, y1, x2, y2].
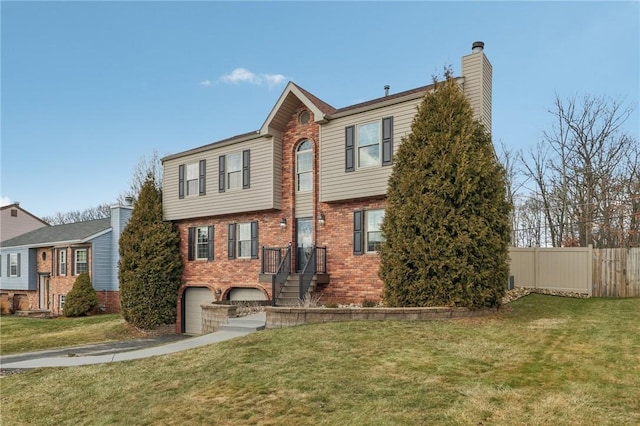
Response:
[218, 155, 226, 193]
[16, 253, 21, 277]
[199, 160, 206, 196]
[353, 211, 364, 255]
[382, 116, 393, 166]
[345, 125, 355, 172]
[71, 251, 75, 276]
[242, 150, 251, 189]
[250, 221, 259, 259]
[187, 227, 195, 261]
[208, 226, 214, 260]
[178, 164, 185, 199]
[228, 223, 236, 259]
[6, 254, 9, 277]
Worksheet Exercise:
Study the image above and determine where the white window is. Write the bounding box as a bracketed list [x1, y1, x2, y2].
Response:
[296, 140, 312, 192]
[59, 249, 67, 276]
[186, 162, 199, 196]
[357, 121, 381, 168]
[227, 153, 242, 190]
[75, 249, 88, 274]
[196, 227, 210, 260]
[366, 210, 385, 252]
[237, 222, 252, 258]
[9, 253, 18, 277]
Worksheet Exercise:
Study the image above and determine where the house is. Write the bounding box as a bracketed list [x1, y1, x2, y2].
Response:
[0, 203, 132, 315]
[162, 42, 492, 333]
[1, 202, 49, 242]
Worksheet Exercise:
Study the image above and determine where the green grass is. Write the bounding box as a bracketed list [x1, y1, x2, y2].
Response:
[2, 295, 639, 425]
[0, 314, 137, 355]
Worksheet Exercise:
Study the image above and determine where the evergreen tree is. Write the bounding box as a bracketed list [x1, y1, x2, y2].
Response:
[379, 70, 511, 308]
[64, 272, 99, 317]
[119, 175, 183, 329]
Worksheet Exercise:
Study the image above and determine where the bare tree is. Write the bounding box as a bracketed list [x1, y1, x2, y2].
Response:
[42, 204, 112, 225]
[117, 150, 162, 204]
[520, 93, 637, 248]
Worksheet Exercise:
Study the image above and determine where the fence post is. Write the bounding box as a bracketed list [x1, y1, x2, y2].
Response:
[587, 244, 593, 297]
[534, 247, 540, 289]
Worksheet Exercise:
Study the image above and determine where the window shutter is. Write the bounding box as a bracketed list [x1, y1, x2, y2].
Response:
[353, 211, 364, 255]
[382, 116, 393, 166]
[228, 223, 236, 259]
[178, 164, 185, 199]
[208, 226, 214, 260]
[242, 150, 251, 189]
[199, 160, 206, 196]
[0, 255, 2, 276]
[71, 250, 75, 276]
[218, 155, 226, 193]
[187, 227, 195, 261]
[250, 221, 259, 259]
[16, 253, 21, 277]
[345, 125, 355, 172]
[6, 254, 9, 277]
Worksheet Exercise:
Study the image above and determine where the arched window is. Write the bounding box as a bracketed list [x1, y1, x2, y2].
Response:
[296, 140, 312, 192]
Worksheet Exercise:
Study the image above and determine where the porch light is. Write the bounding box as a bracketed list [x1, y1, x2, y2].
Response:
[318, 213, 325, 226]
[280, 217, 287, 230]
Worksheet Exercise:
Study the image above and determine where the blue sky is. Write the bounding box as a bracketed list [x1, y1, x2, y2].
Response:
[1, 1, 638, 219]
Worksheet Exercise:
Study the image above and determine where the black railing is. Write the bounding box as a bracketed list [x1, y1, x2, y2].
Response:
[262, 245, 291, 274]
[299, 245, 321, 300]
[315, 246, 327, 274]
[269, 244, 291, 307]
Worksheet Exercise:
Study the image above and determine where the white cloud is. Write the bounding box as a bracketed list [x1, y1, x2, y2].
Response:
[199, 80, 213, 87]
[0, 196, 11, 207]
[219, 68, 287, 88]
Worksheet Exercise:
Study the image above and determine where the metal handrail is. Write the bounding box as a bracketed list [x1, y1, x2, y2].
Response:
[271, 244, 291, 306]
[299, 245, 318, 300]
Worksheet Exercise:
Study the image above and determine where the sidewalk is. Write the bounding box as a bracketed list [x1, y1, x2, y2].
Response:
[0, 312, 265, 370]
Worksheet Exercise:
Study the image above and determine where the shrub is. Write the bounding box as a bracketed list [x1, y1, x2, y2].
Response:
[379, 69, 511, 309]
[362, 299, 378, 308]
[64, 272, 99, 317]
[119, 175, 183, 330]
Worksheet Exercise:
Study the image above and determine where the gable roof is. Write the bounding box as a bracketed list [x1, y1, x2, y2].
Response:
[0, 218, 111, 249]
[1, 203, 50, 227]
[162, 78, 451, 161]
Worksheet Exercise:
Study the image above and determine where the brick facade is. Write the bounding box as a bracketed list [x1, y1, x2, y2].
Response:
[176, 105, 388, 331]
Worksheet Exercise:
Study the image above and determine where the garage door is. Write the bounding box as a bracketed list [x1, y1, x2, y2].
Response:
[183, 287, 214, 335]
[229, 287, 267, 301]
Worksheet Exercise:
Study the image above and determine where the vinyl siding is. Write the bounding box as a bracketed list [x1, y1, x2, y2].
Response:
[109, 206, 132, 291]
[461, 51, 492, 133]
[0, 208, 48, 242]
[91, 233, 113, 291]
[295, 191, 313, 217]
[163, 136, 281, 221]
[0, 247, 34, 290]
[320, 99, 421, 203]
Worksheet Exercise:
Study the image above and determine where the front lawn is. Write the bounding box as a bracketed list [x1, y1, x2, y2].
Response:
[0, 314, 136, 355]
[2, 295, 639, 425]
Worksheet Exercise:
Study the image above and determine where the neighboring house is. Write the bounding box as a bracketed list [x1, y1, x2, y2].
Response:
[0, 202, 50, 242]
[0, 203, 132, 314]
[162, 42, 492, 333]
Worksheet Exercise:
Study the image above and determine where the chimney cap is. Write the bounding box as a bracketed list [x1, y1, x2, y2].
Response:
[472, 41, 484, 52]
[384, 85, 390, 96]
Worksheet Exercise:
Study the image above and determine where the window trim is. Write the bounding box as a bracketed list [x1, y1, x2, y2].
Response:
[228, 221, 258, 259]
[353, 209, 385, 255]
[58, 249, 67, 276]
[365, 209, 385, 253]
[296, 140, 313, 192]
[188, 226, 214, 261]
[179, 159, 206, 199]
[345, 116, 393, 172]
[9, 253, 19, 277]
[73, 248, 88, 275]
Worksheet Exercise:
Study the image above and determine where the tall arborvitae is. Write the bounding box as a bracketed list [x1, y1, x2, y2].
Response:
[379, 70, 511, 308]
[119, 175, 183, 329]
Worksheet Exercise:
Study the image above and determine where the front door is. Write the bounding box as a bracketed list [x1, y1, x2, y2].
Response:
[296, 218, 313, 272]
[39, 275, 49, 310]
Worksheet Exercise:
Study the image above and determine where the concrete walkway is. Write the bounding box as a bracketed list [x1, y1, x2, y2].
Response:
[0, 312, 266, 370]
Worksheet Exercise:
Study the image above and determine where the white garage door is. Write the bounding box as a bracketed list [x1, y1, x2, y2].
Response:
[229, 287, 267, 301]
[184, 287, 214, 335]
